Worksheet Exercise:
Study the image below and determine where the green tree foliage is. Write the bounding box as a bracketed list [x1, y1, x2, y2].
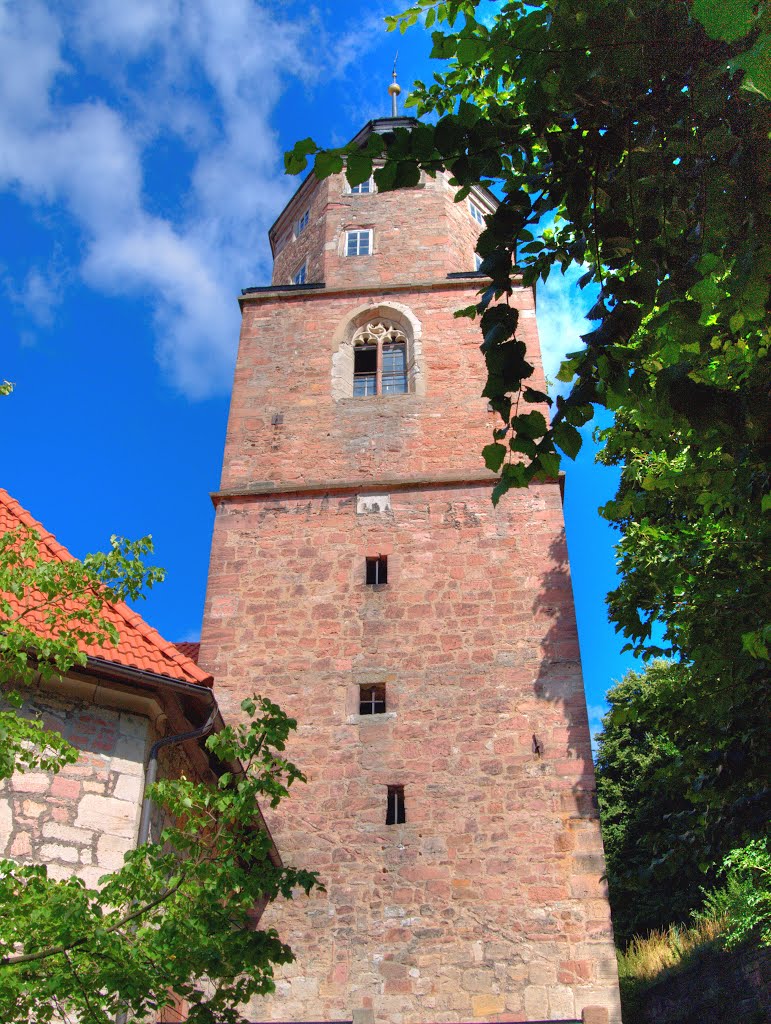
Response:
[286, 0, 769, 487]
[0, 696, 321, 1024]
[0, 529, 321, 1022]
[0, 526, 165, 778]
[595, 662, 769, 944]
[697, 839, 771, 949]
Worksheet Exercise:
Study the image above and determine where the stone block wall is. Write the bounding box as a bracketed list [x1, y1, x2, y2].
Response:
[271, 175, 331, 287]
[223, 281, 543, 493]
[203, 140, 623, 1022]
[200, 482, 622, 1023]
[0, 689, 149, 887]
[269, 168, 491, 291]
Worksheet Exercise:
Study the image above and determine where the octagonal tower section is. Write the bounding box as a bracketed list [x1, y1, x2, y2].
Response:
[270, 118, 494, 291]
[200, 114, 622, 1024]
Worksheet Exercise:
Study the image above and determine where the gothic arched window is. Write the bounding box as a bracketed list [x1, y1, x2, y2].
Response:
[352, 320, 408, 397]
[331, 303, 425, 402]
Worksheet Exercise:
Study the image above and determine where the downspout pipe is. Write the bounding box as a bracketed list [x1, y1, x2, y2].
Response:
[137, 707, 219, 846]
[115, 708, 219, 1024]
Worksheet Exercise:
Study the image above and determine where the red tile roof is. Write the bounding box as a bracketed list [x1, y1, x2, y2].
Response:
[0, 489, 212, 688]
[175, 641, 201, 663]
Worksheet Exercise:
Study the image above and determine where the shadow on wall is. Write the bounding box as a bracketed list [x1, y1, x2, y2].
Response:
[529, 526, 610, 868]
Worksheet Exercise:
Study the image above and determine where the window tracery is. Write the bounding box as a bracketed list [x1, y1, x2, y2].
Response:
[331, 302, 424, 402]
[352, 320, 408, 396]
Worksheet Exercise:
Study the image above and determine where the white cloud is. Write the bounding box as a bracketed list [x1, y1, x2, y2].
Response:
[535, 265, 599, 394]
[0, 0, 336, 397]
[3, 263, 66, 329]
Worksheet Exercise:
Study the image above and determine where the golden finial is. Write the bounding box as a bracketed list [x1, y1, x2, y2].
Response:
[388, 53, 401, 116]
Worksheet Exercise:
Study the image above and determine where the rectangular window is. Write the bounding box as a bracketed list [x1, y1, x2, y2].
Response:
[359, 683, 386, 715]
[349, 178, 373, 194]
[296, 209, 309, 236]
[365, 555, 388, 585]
[353, 345, 377, 396]
[469, 200, 486, 225]
[381, 343, 408, 395]
[474, 253, 484, 271]
[345, 230, 372, 256]
[386, 785, 405, 826]
[291, 262, 307, 285]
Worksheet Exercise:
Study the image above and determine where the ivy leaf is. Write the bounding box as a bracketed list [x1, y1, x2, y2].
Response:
[512, 410, 548, 439]
[553, 421, 583, 459]
[537, 451, 561, 477]
[482, 442, 507, 472]
[374, 161, 398, 191]
[345, 152, 373, 187]
[731, 35, 771, 99]
[491, 462, 529, 505]
[522, 387, 553, 406]
[314, 150, 344, 179]
[284, 138, 317, 175]
[692, 0, 755, 43]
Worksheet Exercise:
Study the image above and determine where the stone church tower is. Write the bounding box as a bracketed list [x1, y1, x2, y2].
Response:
[199, 112, 622, 1024]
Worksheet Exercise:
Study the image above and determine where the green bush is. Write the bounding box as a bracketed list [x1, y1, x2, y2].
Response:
[696, 839, 771, 949]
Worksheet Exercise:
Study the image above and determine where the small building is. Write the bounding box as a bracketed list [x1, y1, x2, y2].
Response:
[0, 487, 266, 889]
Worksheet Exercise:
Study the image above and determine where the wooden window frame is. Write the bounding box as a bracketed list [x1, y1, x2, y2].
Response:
[469, 199, 486, 225]
[295, 209, 310, 236]
[291, 261, 307, 285]
[345, 229, 373, 256]
[349, 177, 375, 195]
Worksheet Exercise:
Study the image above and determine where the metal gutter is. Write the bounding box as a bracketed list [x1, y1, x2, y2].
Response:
[81, 656, 215, 703]
[137, 707, 219, 845]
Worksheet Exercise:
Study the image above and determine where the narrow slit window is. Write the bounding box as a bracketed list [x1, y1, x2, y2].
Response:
[365, 555, 387, 585]
[386, 785, 405, 825]
[291, 262, 307, 285]
[359, 683, 386, 715]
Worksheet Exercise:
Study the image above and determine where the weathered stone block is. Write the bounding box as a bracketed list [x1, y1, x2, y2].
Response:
[581, 1006, 609, 1024]
[113, 772, 143, 803]
[75, 794, 137, 840]
[42, 822, 94, 845]
[11, 772, 48, 794]
[39, 842, 78, 863]
[470, 993, 505, 1016]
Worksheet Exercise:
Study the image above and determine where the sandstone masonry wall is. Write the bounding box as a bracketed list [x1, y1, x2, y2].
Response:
[200, 483, 622, 1023]
[0, 685, 203, 887]
[270, 170, 491, 291]
[0, 692, 148, 888]
[201, 130, 622, 1024]
[222, 282, 542, 493]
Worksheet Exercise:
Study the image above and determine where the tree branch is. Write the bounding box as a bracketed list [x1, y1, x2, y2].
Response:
[0, 876, 186, 967]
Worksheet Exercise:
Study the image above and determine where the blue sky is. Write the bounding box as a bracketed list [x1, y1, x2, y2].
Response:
[1, 0, 645, 738]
